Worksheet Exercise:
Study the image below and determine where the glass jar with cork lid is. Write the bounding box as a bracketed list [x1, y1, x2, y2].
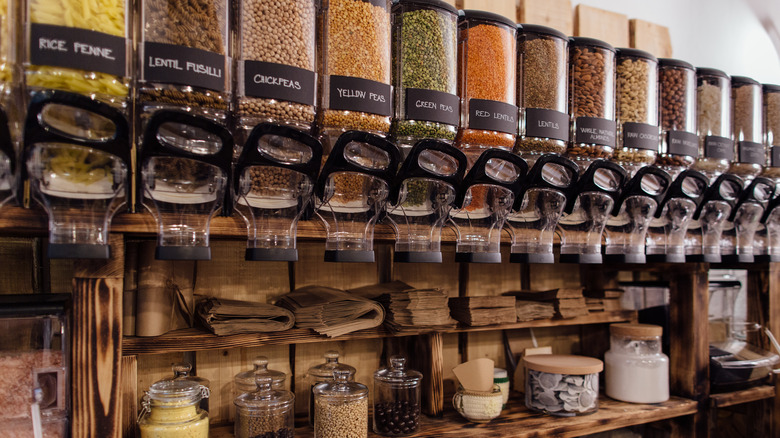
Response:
[694, 68, 733, 181]
[656, 58, 698, 179]
[604, 323, 669, 404]
[138, 380, 210, 438]
[313, 368, 369, 438]
[524, 354, 602, 416]
[729, 76, 765, 181]
[373, 356, 423, 436]
[761, 83, 780, 182]
[234, 376, 295, 438]
[306, 350, 356, 426]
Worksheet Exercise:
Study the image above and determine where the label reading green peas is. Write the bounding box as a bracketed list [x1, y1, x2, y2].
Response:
[404, 88, 459, 125]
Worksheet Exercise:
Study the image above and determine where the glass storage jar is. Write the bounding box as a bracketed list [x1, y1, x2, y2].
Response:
[604, 323, 669, 403]
[234, 376, 295, 438]
[391, 0, 459, 155]
[515, 24, 569, 161]
[762, 84, 780, 182]
[307, 350, 356, 426]
[729, 76, 765, 180]
[156, 362, 211, 413]
[694, 68, 733, 180]
[524, 354, 602, 417]
[235, 356, 287, 394]
[138, 380, 209, 438]
[656, 58, 698, 178]
[313, 368, 369, 438]
[373, 356, 422, 436]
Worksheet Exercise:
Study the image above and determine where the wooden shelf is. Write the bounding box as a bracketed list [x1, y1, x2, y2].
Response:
[210, 396, 697, 438]
[122, 310, 636, 355]
[710, 385, 776, 408]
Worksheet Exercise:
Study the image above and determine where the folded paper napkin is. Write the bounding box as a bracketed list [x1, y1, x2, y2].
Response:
[196, 297, 295, 336]
[277, 286, 385, 337]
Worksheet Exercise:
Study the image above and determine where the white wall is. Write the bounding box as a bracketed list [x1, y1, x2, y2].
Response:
[573, 0, 780, 84]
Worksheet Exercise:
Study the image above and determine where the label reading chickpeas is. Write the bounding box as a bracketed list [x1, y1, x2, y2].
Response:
[666, 131, 699, 157]
[404, 88, 459, 126]
[243, 61, 316, 106]
[737, 141, 765, 164]
[30, 23, 127, 77]
[143, 41, 226, 91]
[574, 117, 616, 147]
[704, 136, 735, 160]
[621, 122, 659, 151]
[328, 75, 392, 117]
[524, 108, 569, 141]
[468, 99, 518, 135]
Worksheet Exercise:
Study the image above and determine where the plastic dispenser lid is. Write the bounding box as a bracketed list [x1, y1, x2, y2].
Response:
[731, 75, 760, 86]
[234, 376, 294, 411]
[308, 350, 357, 379]
[696, 67, 729, 79]
[398, 0, 458, 14]
[235, 356, 287, 391]
[523, 354, 603, 374]
[658, 58, 694, 70]
[459, 9, 517, 28]
[519, 23, 567, 40]
[610, 323, 663, 339]
[374, 356, 423, 387]
[616, 47, 657, 62]
[569, 36, 615, 52]
[313, 368, 368, 402]
[763, 83, 780, 92]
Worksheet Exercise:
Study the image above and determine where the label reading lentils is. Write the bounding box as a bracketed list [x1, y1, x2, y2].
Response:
[329, 75, 392, 117]
[144, 41, 226, 92]
[738, 141, 765, 164]
[468, 99, 518, 135]
[30, 23, 127, 77]
[575, 117, 616, 147]
[704, 136, 734, 160]
[525, 108, 569, 142]
[772, 146, 780, 167]
[243, 61, 316, 106]
[404, 88, 459, 126]
[667, 131, 699, 157]
[621, 122, 659, 151]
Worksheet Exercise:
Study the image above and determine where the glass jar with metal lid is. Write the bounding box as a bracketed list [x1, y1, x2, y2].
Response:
[313, 368, 369, 438]
[729, 76, 765, 181]
[604, 323, 669, 404]
[234, 376, 295, 438]
[656, 58, 698, 178]
[373, 356, 423, 436]
[157, 362, 211, 413]
[307, 350, 356, 426]
[524, 354, 602, 416]
[235, 356, 287, 395]
[694, 68, 733, 180]
[762, 83, 780, 181]
[138, 380, 210, 438]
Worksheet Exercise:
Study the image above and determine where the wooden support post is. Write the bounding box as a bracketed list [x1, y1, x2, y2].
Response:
[120, 356, 138, 438]
[766, 263, 780, 438]
[418, 332, 445, 416]
[71, 233, 125, 438]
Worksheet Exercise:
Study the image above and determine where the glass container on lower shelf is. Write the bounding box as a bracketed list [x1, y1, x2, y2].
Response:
[313, 369, 369, 438]
[452, 384, 503, 423]
[605, 323, 669, 404]
[235, 356, 287, 395]
[234, 376, 295, 438]
[686, 173, 743, 263]
[306, 351, 356, 426]
[720, 176, 775, 263]
[694, 68, 733, 181]
[373, 356, 422, 436]
[524, 354, 602, 417]
[656, 58, 698, 179]
[729, 76, 765, 181]
[138, 380, 210, 438]
[156, 362, 210, 413]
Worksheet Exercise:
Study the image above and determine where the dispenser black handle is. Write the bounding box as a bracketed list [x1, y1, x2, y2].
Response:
[692, 173, 743, 220]
[513, 154, 579, 212]
[389, 139, 468, 205]
[454, 149, 528, 209]
[564, 160, 627, 214]
[315, 130, 401, 201]
[610, 166, 672, 216]
[728, 176, 775, 222]
[653, 169, 709, 219]
[762, 191, 780, 224]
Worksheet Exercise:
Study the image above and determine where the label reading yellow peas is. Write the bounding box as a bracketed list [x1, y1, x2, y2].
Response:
[30, 23, 127, 76]
[328, 75, 392, 116]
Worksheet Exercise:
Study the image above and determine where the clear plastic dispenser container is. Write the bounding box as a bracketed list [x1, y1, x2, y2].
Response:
[710, 341, 780, 393]
[686, 173, 743, 263]
[156, 362, 211, 413]
[306, 350, 357, 426]
[567, 37, 617, 170]
[694, 68, 733, 181]
[515, 24, 570, 163]
[138, 380, 210, 438]
[605, 166, 672, 264]
[758, 192, 780, 262]
[656, 59, 698, 179]
[317, 0, 392, 148]
[524, 354, 602, 417]
[729, 76, 765, 181]
[313, 368, 369, 438]
[385, 139, 467, 263]
[234, 124, 322, 261]
[558, 160, 627, 264]
[645, 169, 708, 263]
[234, 376, 295, 438]
[235, 356, 287, 395]
[605, 323, 669, 404]
[763, 84, 780, 184]
[0, 107, 16, 209]
[507, 154, 578, 263]
[23, 91, 130, 259]
[391, 0, 459, 153]
[136, 0, 229, 121]
[0, 294, 69, 437]
[720, 176, 775, 263]
[139, 111, 233, 260]
[450, 149, 527, 263]
[314, 130, 400, 263]
[373, 356, 423, 436]
[613, 48, 659, 176]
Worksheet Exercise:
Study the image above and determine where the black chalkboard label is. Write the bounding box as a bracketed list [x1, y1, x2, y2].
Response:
[622, 122, 659, 151]
[704, 136, 734, 160]
[328, 75, 392, 117]
[144, 42, 226, 92]
[772, 146, 780, 167]
[30, 23, 127, 77]
[574, 117, 616, 148]
[243, 61, 315, 106]
[738, 141, 765, 164]
[468, 99, 518, 135]
[667, 131, 699, 157]
[404, 88, 459, 126]
[525, 108, 569, 142]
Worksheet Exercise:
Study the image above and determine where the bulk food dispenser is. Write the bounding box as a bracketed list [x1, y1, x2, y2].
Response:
[686, 173, 743, 263]
[720, 176, 774, 263]
[23, 91, 130, 258]
[655, 59, 698, 179]
[693, 68, 733, 181]
[234, 124, 322, 261]
[0, 0, 22, 209]
[755, 84, 780, 261]
[758, 192, 780, 262]
[728, 76, 765, 182]
[314, 130, 400, 262]
[139, 111, 233, 260]
[0, 107, 15, 209]
[385, 140, 467, 263]
[507, 154, 578, 263]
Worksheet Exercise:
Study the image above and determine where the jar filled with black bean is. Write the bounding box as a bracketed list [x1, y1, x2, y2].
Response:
[729, 76, 765, 181]
[373, 356, 422, 436]
[761, 84, 780, 181]
[656, 58, 697, 179]
[693, 68, 732, 181]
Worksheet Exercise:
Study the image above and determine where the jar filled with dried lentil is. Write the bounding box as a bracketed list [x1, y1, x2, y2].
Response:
[234, 376, 295, 438]
[156, 362, 211, 412]
[373, 356, 423, 436]
[613, 48, 659, 173]
[307, 350, 356, 426]
[694, 68, 733, 180]
[391, 0, 459, 155]
[656, 58, 698, 178]
[729, 76, 765, 180]
[762, 84, 780, 181]
[455, 10, 518, 152]
[515, 24, 569, 160]
[313, 368, 369, 438]
[317, 0, 392, 149]
[138, 380, 210, 438]
[136, 0, 230, 120]
[234, 0, 316, 136]
[567, 37, 617, 167]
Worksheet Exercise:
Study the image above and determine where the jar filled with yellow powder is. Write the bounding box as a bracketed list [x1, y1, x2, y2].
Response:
[138, 380, 210, 438]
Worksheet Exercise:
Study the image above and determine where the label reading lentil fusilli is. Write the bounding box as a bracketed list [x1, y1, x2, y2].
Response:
[30, 23, 126, 77]
[143, 42, 225, 91]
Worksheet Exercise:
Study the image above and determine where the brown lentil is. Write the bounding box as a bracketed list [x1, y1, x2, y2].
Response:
[314, 396, 368, 438]
[246, 166, 306, 198]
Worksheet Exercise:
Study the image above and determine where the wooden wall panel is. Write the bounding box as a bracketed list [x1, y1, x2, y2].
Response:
[0, 238, 35, 293]
[293, 242, 380, 290]
[630, 18, 673, 58]
[574, 4, 629, 48]
[517, 0, 573, 36]
[393, 245, 459, 295]
[464, 248, 524, 296]
[457, 0, 517, 23]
